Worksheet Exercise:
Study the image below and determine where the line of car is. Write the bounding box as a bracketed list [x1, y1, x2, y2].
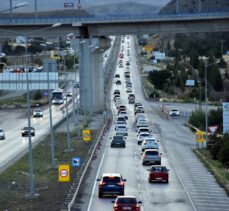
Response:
[97, 37, 142, 211]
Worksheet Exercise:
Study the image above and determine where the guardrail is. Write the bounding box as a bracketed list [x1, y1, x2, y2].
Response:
[0, 12, 229, 25]
[61, 36, 120, 211]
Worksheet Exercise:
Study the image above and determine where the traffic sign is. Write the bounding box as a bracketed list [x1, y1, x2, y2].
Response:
[72, 157, 80, 167]
[58, 164, 70, 182]
[195, 131, 204, 143]
[83, 129, 91, 141]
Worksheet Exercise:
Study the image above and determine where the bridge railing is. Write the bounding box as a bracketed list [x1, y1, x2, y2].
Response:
[0, 12, 229, 25]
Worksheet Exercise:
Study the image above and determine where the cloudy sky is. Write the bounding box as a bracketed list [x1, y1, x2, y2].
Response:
[0, 0, 171, 12]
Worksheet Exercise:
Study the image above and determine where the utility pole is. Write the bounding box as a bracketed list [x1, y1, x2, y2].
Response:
[176, 0, 180, 14]
[78, 0, 81, 10]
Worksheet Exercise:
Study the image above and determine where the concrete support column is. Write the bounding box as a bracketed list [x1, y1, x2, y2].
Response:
[91, 51, 104, 113]
[72, 37, 111, 114]
[79, 39, 93, 114]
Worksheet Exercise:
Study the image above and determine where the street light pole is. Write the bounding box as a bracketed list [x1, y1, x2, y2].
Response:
[25, 37, 36, 198]
[204, 61, 219, 147]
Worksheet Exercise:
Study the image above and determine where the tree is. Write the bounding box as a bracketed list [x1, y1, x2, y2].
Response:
[219, 134, 229, 167]
[2, 41, 13, 55]
[208, 65, 223, 91]
[14, 45, 25, 55]
[148, 70, 171, 90]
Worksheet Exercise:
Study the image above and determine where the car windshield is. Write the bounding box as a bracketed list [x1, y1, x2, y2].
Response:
[23, 127, 34, 130]
[117, 198, 137, 204]
[145, 151, 158, 156]
[34, 109, 42, 112]
[113, 136, 123, 141]
[140, 133, 150, 137]
[151, 166, 167, 172]
[0, 129, 4, 132]
[103, 176, 121, 183]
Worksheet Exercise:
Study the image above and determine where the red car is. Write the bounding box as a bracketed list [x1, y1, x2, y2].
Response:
[112, 196, 142, 211]
[147, 165, 169, 183]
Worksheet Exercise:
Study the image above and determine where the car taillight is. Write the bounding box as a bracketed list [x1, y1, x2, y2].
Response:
[113, 206, 119, 211]
[117, 182, 124, 186]
[143, 155, 147, 158]
[136, 205, 140, 211]
[158, 155, 161, 158]
[99, 182, 106, 186]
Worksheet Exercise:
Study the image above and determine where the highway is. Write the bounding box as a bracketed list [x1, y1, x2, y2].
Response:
[74, 36, 229, 211]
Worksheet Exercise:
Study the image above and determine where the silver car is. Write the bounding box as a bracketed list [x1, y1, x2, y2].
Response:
[141, 149, 161, 165]
[0, 128, 5, 140]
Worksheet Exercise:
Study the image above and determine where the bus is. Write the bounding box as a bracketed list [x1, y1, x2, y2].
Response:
[52, 88, 64, 104]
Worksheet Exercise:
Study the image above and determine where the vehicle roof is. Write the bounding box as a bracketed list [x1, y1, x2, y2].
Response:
[116, 196, 137, 199]
[102, 173, 122, 177]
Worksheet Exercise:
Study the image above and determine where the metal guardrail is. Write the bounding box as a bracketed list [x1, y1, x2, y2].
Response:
[61, 36, 120, 211]
[0, 12, 229, 25]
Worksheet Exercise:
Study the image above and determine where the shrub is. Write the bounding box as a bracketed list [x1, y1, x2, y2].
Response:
[219, 134, 229, 167]
[33, 90, 42, 100]
[188, 109, 205, 130]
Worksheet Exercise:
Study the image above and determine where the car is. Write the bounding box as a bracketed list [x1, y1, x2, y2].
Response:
[126, 61, 130, 66]
[112, 196, 142, 211]
[147, 165, 169, 183]
[115, 79, 122, 85]
[110, 135, 126, 148]
[141, 149, 162, 165]
[116, 120, 126, 125]
[119, 53, 124, 59]
[134, 108, 144, 116]
[136, 121, 148, 130]
[33, 108, 43, 118]
[113, 89, 121, 95]
[128, 97, 135, 104]
[115, 124, 128, 131]
[21, 126, 35, 137]
[117, 105, 126, 112]
[141, 138, 158, 151]
[116, 124, 128, 136]
[135, 105, 144, 112]
[134, 103, 142, 110]
[137, 127, 151, 135]
[169, 109, 180, 116]
[0, 128, 5, 140]
[117, 116, 126, 124]
[126, 87, 132, 93]
[115, 74, 120, 78]
[126, 82, 132, 88]
[118, 111, 128, 120]
[66, 91, 72, 97]
[97, 173, 126, 198]
[119, 64, 123, 68]
[137, 132, 151, 145]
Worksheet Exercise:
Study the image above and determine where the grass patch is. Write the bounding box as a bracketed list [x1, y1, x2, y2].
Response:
[0, 129, 99, 211]
[194, 149, 229, 195]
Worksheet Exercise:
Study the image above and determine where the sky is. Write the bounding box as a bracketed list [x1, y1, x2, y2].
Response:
[0, 0, 172, 12]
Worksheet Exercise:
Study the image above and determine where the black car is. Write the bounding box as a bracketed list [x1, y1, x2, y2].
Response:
[111, 135, 126, 148]
[21, 126, 35, 137]
[115, 79, 121, 85]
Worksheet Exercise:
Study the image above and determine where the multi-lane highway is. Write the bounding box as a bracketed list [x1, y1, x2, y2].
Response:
[73, 36, 229, 211]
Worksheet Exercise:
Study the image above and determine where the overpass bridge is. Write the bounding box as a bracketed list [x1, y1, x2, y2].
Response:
[0, 12, 229, 37]
[0, 11, 229, 113]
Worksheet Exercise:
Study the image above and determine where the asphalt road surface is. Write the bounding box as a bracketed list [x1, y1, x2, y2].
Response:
[74, 36, 229, 211]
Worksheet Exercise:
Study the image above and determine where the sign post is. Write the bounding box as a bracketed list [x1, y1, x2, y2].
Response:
[195, 131, 204, 149]
[83, 129, 91, 142]
[58, 164, 70, 182]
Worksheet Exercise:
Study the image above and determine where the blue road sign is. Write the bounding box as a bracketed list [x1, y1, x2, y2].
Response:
[183, 112, 190, 117]
[72, 157, 80, 167]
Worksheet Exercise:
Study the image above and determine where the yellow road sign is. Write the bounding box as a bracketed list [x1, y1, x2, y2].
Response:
[195, 131, 204, 143]
[58, 164, 70, 182]
[83, 129, 91, 141]
[143, 45, 153, 52]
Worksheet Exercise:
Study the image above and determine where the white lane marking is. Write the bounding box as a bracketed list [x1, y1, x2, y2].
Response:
[87, 150, 106, 211]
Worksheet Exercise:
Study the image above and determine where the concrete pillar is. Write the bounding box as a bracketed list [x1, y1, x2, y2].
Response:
[72, 37, 111, 114]
[91, 51, 104, 113]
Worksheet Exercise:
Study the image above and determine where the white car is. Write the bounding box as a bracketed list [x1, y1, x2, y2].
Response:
[0, 128, 5, 140]
[169, 109, 180, 116]
[33, 108, 43, 118]
[141, 138, 158, 151]
[137, 132, 151, 145]
[126, 87, 132, 93]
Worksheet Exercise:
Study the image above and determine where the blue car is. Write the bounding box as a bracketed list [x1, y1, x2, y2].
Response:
[97, 173, 126, 198]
